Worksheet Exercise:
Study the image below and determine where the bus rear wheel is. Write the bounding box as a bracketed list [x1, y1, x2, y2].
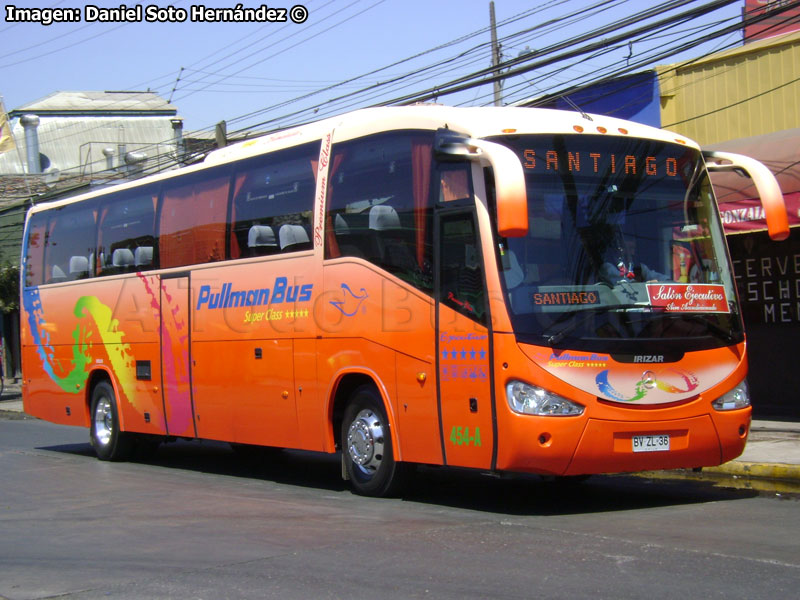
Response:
[90, 381, 134, 461]
[341, 385, 409, 497]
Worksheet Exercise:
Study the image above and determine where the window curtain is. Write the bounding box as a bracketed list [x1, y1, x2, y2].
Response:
[228, 171, 253, 259]
[161, 177, 228, 267]
[411, 138, 432, 268]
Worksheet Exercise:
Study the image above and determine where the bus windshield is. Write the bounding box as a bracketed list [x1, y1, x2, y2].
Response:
[490, 134, 743, 353]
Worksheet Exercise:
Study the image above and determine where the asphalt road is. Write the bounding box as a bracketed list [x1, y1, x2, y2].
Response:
[1, 416, 798, 600]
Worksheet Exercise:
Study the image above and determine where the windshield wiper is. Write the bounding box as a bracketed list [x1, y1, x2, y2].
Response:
[545, 303, 656, 346]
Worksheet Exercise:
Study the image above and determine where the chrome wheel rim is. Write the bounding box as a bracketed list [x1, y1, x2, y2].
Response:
[93, 397, 113, 447]
[346, 409, 385, 476]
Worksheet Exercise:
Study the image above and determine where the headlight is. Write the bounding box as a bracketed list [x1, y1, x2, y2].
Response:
[712, 379, 751, 411]
[506, 380, 584, 416]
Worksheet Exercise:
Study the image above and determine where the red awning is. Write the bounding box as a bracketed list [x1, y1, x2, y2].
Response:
[706, 128, 800, 234]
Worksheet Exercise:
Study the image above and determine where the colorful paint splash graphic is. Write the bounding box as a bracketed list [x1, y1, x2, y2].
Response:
[595, 368, 699, 402]
[139, 273, 194, 437]
[23, 287, 137, 403]
[25, 276, 194, 435]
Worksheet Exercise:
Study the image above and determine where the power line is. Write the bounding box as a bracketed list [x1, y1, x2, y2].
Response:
[383, 0, 739, 106]
[15, 0, 800, 187]
[197, 0, 571, 111]
[663, 70, 800, 128]
[127, 0, 750, 164]
[512, 3, 800, 111]
[171, 0, 383, 104]
[2, 0, 631, 155]
[226, 0, 635, 133]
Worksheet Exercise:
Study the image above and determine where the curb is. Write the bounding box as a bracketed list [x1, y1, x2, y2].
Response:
[636, 461, 800, 494]
[701, 461, 800, 482]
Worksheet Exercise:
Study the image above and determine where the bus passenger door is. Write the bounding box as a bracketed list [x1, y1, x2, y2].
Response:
[436, 210, 494, 469]
[159, 274, 197, 438]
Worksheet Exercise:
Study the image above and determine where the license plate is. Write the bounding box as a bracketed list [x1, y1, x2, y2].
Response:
[632, 434, 670, 453]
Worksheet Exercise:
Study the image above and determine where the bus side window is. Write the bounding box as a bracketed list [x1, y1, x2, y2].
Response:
[229, 142, 318, 259]
[43, 203, 97, 284]
[439, 213, 487, 325]
[325, 131, 434, 294]
[160, 170, 230, 269]
[24, 213, 48, 287]
[98, 187, 157, 275]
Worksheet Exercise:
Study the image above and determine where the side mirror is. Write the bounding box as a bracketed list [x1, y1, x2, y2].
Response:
[436, 131, 528, 237]
[703, 150, 789, 241]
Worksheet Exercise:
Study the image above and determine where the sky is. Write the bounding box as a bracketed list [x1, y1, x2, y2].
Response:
[0, 0, 747, 135]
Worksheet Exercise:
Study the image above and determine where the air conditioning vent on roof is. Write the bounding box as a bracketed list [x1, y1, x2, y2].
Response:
[43, 167, 60, 187]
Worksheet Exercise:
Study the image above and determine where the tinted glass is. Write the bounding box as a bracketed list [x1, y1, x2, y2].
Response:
[43, 202, 97, 283]
[98, 187, 157, 275]
[160, 169, 230, 269]
[439, 213, 487, 324]
[230, 142, 318, 258]
[23, 213, 48, 287]
[325, 131, 434, 293]
[491, 134, 741, 352]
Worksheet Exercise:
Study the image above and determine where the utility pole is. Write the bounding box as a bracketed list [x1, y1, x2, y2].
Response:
[490, 1, 502, 106]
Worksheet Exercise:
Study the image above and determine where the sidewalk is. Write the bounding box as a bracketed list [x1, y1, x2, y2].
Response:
[0, 380, 24, 414]
[696, 419, 800, 485]
[1, 382, 798, 486]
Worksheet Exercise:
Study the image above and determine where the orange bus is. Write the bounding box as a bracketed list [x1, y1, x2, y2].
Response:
[20, 106, 789, 496]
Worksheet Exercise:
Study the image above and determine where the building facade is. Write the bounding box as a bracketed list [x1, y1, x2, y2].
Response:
[0, 90, 186, 381]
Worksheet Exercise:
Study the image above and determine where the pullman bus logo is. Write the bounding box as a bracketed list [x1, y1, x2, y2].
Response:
[196, 277, 313, 310]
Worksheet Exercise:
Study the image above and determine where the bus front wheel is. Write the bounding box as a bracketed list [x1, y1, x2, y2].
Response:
[341, 385, 409, 497]
[90, 381, 134, 461]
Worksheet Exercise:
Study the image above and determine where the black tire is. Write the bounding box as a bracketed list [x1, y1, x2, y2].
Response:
[89, 381, 134, 461]
[341, 385, 410, 497]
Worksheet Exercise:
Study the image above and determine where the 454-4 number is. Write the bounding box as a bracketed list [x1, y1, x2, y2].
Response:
[450, 426, 482, 447]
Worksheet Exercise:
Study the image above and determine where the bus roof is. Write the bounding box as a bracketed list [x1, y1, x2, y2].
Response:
[27, 104, 700, 216]
[203, 105, 699, 165]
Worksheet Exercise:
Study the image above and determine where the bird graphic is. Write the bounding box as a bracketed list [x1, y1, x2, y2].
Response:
[330, 283, 368, 317]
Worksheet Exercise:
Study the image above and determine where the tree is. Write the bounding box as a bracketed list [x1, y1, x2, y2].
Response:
[0, 263, 19, 313]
